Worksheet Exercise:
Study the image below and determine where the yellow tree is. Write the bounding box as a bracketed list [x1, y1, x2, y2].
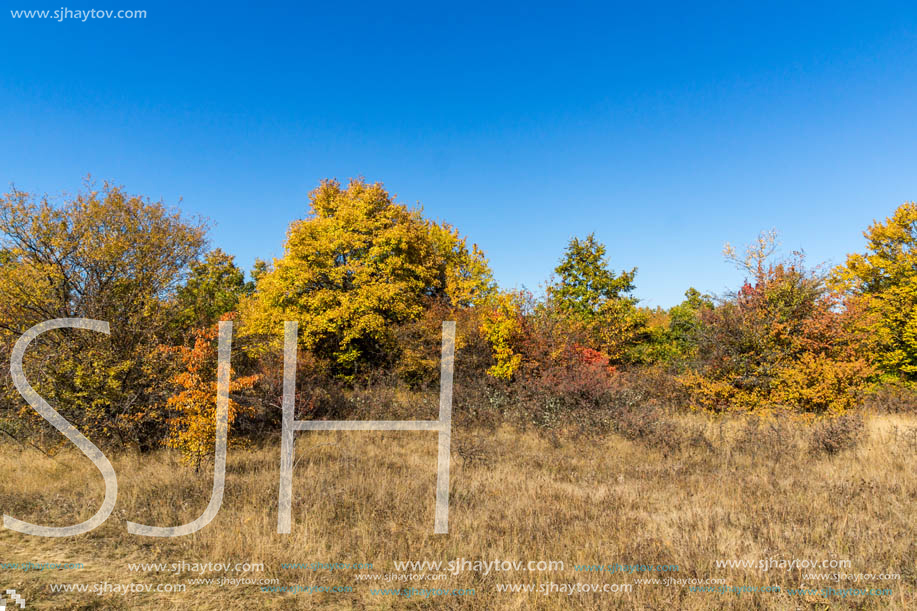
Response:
[0, 181, 207, 448]
[245, 178, 494, 378]
[479, 291, 524, 380]
[832, 202, 917, 383]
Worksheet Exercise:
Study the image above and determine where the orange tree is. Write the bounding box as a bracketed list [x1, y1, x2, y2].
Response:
[164, 316, 260, 468]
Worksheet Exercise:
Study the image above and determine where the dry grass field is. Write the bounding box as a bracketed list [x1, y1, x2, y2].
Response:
[1, 412, 915, 610]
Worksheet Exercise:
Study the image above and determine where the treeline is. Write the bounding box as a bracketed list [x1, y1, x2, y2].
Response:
[1, 178, 916, 461]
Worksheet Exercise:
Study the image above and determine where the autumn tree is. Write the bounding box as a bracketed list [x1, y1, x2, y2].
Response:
[831, 202, 917, 384]
[244, 178, 494, 378]
[164, 316, 259, 468]
[683, 232, 875, 414]
[479, 291, 525, 380]
[0, 181, 207, 448]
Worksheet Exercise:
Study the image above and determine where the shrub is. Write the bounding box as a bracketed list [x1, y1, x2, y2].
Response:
[613, 403, 713, 455]
[731, 414, 800, 461]
[514, 344, 619, 432]
[683, 234, 875, 415]
[164, 318, 260, 468]
[808, 412, 866, 455]
[613, 401, 664, 442]
[860, 381, 917, 414]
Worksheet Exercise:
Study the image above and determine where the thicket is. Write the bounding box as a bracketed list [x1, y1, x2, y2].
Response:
[2, 178, 917, 460]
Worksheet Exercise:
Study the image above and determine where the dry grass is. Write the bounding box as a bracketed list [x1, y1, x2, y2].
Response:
[1, 412, 915, 609]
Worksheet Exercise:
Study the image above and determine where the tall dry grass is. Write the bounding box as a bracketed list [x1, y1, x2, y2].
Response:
[0, 412, 914, 609]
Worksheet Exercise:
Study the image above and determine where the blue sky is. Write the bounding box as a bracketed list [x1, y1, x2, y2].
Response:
[2, 1, 916, 307]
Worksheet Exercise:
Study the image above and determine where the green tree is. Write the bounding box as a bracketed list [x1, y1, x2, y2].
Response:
[174, 248, 251, 334]
[629, 289, 713, 365]
[245, 178, 494, 377]
[0, 181, 208, 448]
[549, 233, 636, 321]
[547, 233, 645, 362]
[668, 288, 714, 357]
[831, 202, 917, 383]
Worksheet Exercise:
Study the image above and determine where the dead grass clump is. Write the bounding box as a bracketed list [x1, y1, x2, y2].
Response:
[613, 402, 662, 441]
[888, 424, 917, 454]
[612, 405, 714, 455]
[731, 414, 800, 460]
[455, 432, 495, 468]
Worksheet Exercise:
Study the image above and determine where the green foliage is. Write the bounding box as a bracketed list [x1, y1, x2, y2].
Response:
[250, 258, 271, 286]
[668, 288, 714, 353]
[548, 233, 646, 363]
[549, 233, 636, 322]
[832, 202, 917, 383]
[174, 249, 251, 334]
[626, 289, 714, 365]
[246, 178, 494, 377]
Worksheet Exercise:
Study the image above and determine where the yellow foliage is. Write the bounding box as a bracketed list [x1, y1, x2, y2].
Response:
[245, 178, 493, 377]
[683, 241, 876, 415]
[0, 181, 207, 447]
[832, 202, 917, 383]
[771, 353, 873, 415]
[480, 292, 524, 380]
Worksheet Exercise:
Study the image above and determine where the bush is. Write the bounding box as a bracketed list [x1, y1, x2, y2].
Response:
[613, 403, 669, 445]
[684, 239, 875, 415]
[514, 345, 618, 432]
[860, 381, 917, 414]
[731, 414, 800, 460]
[613, 403, 713, 455]
[808, 413, 865, 455]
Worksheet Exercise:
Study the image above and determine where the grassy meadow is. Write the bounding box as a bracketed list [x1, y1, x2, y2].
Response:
[1, 411, 914, 610]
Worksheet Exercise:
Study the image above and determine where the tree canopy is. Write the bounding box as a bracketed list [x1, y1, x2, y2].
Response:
[245, 178, 494, 376]
[173, 248, 252, 334]
[547, 233, 645, 363]
[832, 202, 917, 383]
[0, 181, 208, 446]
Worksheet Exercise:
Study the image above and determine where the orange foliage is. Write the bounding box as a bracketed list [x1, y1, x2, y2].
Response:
[164, 315, 260, 466]
[682, 257, 876, 415]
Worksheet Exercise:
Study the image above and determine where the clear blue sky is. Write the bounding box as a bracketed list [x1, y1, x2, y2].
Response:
[2, 1, 916, 307]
